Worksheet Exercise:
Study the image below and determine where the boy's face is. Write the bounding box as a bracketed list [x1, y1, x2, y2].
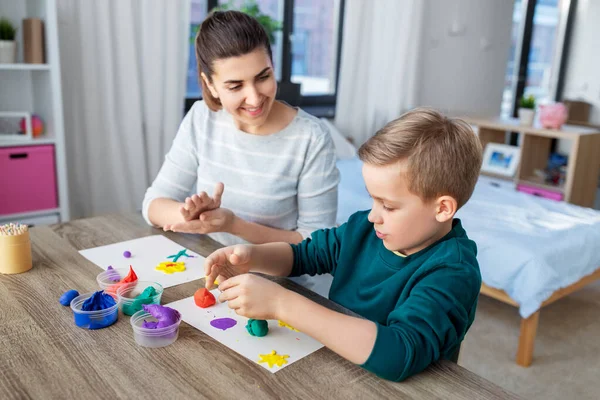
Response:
[363, 161, 449, 256]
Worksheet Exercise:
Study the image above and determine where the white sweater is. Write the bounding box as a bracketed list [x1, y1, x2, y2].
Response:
[142, 101, 340, 247]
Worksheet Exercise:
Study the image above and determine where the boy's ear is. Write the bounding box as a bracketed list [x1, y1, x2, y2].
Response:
[435, 195, 457, 222]
[201, 72, 219, 99]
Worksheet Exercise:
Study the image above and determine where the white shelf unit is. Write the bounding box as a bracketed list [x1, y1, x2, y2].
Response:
[0, 0, 69, 224]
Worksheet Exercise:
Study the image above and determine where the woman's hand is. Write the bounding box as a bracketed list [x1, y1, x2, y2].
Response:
[218, 274, 287, 320]
[164, 207, 235, 234]
[179, 182, 224, 221]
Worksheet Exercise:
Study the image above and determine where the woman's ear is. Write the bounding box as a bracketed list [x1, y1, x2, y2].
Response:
[435, 195, 457, 223]
[201, 72, 219, 99]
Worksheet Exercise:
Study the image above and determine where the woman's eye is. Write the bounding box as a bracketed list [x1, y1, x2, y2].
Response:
[258, 74, 270, 81]
[228, 85, 241, 91]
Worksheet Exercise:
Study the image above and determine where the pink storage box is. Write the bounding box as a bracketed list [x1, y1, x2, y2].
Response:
[0, 145, 58, 215]
[517, 183, 564, 202]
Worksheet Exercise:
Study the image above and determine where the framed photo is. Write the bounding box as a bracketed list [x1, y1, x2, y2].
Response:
[481, 143, 521, 177]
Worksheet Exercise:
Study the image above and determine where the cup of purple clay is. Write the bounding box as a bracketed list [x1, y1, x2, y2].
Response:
[130, 306, 181, 347]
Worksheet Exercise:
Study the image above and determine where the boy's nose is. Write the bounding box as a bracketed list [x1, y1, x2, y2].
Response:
[368, 208, 382, 225]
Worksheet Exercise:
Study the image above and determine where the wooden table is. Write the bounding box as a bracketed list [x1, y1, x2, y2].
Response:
[0, 213, 519, 399]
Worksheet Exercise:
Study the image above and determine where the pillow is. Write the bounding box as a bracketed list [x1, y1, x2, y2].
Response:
[320, 118, 357, 160]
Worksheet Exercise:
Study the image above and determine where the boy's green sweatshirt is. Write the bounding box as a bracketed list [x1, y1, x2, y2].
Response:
[290, 210, 481, 381]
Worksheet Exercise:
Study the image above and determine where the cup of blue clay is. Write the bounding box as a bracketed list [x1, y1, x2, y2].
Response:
[117, 281, 163, 316]
[70, 292, 119, 329]
[130, 309, 181, 348]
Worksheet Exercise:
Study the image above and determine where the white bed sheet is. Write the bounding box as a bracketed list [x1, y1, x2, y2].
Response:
[336, 157, 600, 318]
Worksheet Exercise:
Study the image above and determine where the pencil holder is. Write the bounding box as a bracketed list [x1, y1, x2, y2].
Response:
[0, 226, 33, 274]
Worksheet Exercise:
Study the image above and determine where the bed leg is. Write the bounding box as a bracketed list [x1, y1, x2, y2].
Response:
[516, 311, 540, 367]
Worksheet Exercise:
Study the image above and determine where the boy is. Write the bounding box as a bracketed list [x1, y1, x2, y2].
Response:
[204, 108, 483, 381]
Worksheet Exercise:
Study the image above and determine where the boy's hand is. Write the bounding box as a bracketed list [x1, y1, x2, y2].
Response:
[164, 208, 235, 234]
[218, 274, 286, 320]
[204, 245, 253, 289]
[179, 182, 224, 221]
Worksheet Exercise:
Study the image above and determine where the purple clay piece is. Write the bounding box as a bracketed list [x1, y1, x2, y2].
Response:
[210, 317, 237, 331]
[123, 250, 132, 258]
[106, 265, 120, 282]
[142, 320, 159, 329]
[142, 304, 181, 328]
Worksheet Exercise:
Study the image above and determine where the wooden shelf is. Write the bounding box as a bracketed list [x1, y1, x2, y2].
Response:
[0, 137, 55, 147]
[465, 117, 600, 207]
[517, 177, 565, 194]
[464, 116, 600, 139]
[0, 63, 51, 71]
[0, 208, 60, 223]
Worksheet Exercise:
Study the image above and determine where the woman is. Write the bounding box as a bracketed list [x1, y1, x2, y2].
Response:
[142, 11, 339, 292]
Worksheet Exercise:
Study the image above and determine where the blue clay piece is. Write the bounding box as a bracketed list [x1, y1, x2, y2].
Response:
[74, 291, 118, 330]
[59, 289, 79, 306]
[81, 291, 116, 311]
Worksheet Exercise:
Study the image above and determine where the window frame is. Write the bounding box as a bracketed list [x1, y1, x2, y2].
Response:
[185, 0, 345, 118]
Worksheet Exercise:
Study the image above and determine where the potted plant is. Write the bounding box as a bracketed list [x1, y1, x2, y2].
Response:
[518, 95, 536, 126]
[0, 17, 17, 64]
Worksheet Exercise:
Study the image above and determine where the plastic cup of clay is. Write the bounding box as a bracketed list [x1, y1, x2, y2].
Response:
[96, 268, 130, 292]
[130, 309, 181, 348]
[70, 292, 119, 329]
[117, 281, 163, 316]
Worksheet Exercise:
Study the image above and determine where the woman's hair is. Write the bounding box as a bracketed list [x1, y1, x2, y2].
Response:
[195, 10, 273, 111]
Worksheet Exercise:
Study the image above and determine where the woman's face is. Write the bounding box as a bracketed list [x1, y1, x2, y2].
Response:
[203, 48, 277, 130]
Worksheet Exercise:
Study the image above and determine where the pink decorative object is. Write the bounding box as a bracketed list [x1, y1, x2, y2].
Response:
[517, 184, 563, 201]
[538, 103, 568, 130]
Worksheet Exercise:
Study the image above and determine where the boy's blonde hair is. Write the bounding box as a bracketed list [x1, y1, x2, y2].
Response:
[358, 108, 482, 209]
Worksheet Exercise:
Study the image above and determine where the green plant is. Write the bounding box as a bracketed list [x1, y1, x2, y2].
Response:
[0, 17, 17, 41]
[190, 1, 282, 45]
[519, 95, 536, 109]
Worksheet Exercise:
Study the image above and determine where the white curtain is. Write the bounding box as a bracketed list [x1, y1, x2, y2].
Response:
[57, 0, 190, 219]
[334, 0, 424, 146]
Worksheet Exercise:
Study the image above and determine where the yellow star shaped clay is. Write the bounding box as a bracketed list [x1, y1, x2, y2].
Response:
[258, 350, 289, 368]
[278, 320, 299, 332]
[155, 261, 186, 274]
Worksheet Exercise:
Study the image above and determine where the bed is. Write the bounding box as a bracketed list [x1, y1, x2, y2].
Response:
[333, 149, 600, 367]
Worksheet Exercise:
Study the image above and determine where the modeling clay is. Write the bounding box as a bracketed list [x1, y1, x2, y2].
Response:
[141, 304, 181, 329]
[246, 319, 268, 337]
[59, 289, 79, 306]
[194, 288, 216, 308]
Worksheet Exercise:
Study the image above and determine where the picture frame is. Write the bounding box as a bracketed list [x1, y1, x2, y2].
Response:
[0, 111, 32, 142]
[481, 143, 521, 177]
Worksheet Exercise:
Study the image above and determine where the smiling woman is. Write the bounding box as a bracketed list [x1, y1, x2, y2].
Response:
[142, 11, 340, 292]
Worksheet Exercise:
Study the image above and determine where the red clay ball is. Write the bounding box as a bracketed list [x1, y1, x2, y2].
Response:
[194, 288, 216, 308]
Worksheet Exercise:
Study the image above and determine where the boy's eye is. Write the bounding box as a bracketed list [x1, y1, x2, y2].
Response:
[227, 85, 242, 91]
[383, 205, 395, 212]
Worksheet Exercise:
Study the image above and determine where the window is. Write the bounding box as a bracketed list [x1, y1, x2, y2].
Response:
[187, 0, 208, 99]
[291, 0, 340, 97]
[185, 0, 345, 117]
[501, 0, 574, 119]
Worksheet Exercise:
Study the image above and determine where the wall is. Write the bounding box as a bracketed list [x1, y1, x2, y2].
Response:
[562, 0, 600, 125]
[415, 0, 514, 117]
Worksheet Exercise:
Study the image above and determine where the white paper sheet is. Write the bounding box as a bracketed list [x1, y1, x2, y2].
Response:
[78, 235, 206, 288]
[166, 294, 324, 372]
